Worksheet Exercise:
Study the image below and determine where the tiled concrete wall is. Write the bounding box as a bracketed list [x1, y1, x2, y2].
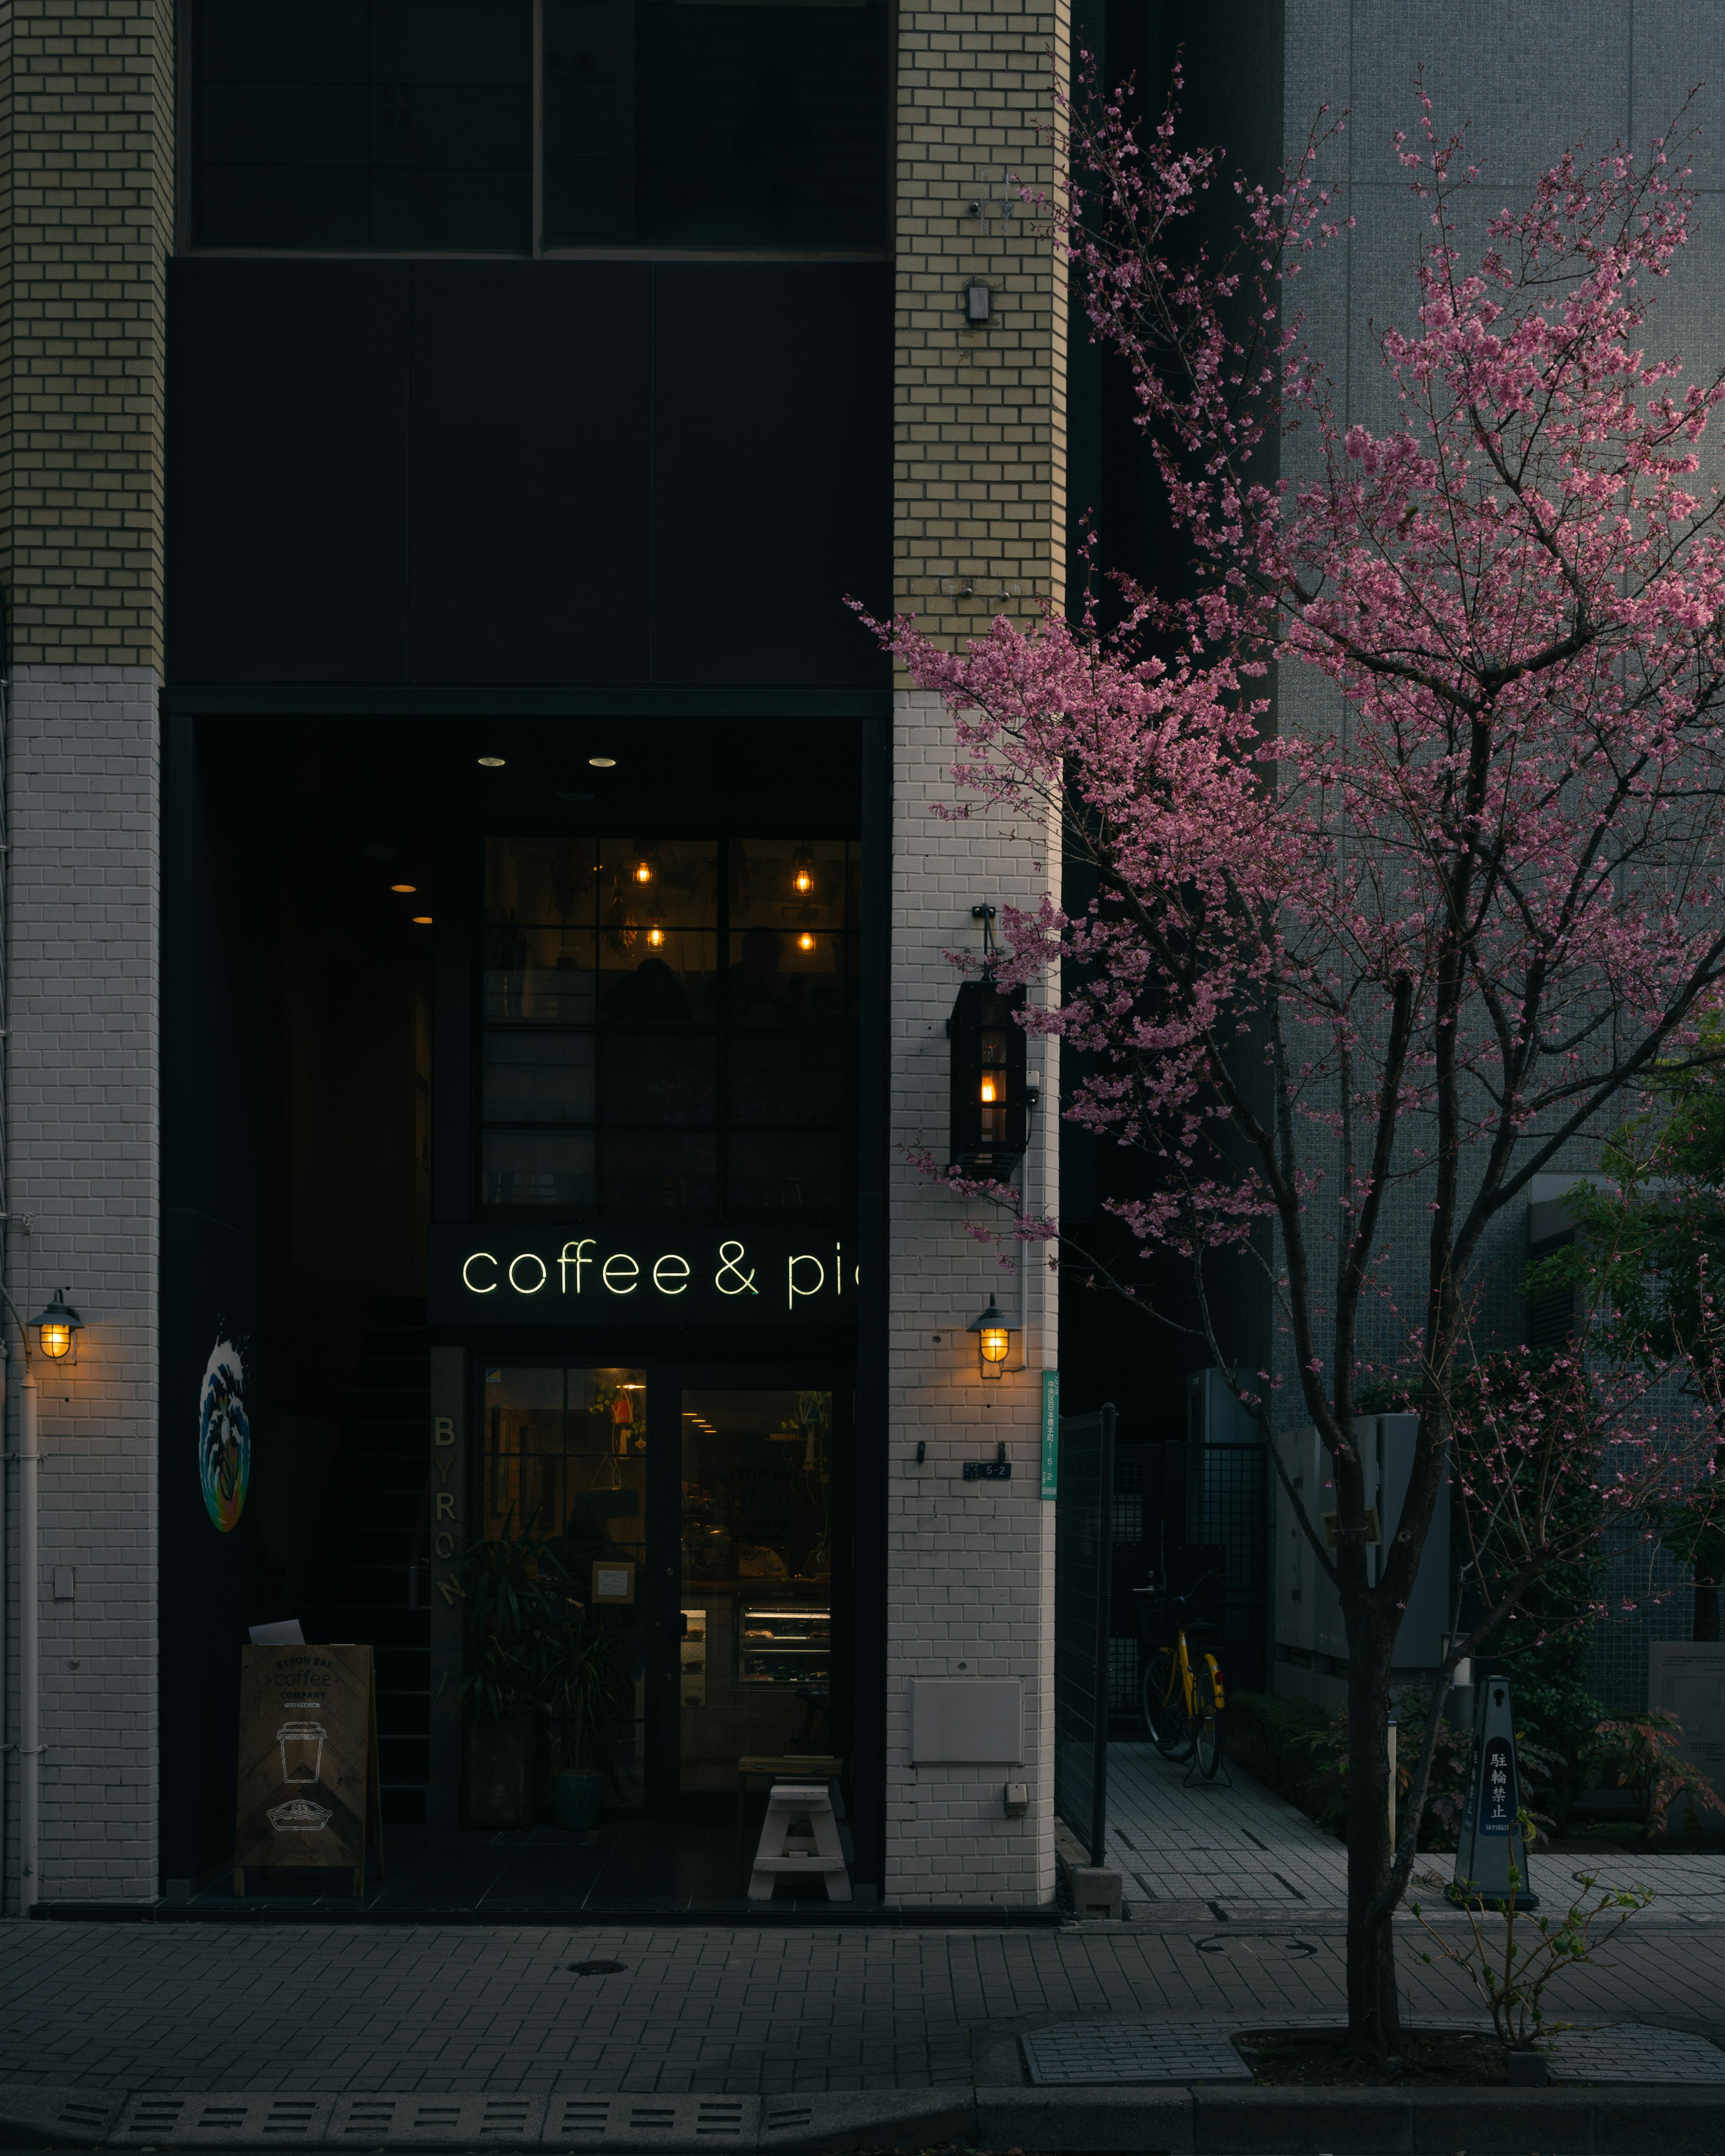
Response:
[1274, 1, 1725, 1407]
[884, 689, 1059, 1906]
[2, 665, 159, 1903]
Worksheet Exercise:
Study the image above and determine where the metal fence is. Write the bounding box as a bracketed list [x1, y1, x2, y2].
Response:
[1054, 1404, 1115, 1867]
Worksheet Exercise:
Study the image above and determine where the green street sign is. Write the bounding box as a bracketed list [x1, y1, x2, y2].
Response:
[1040, 1369, 1060, 1498]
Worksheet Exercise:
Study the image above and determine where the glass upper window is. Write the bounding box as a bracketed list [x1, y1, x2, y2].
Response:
[193, 1, 533, 250]
[190, 0, 889, 253]
[481, 835, 857, 1213]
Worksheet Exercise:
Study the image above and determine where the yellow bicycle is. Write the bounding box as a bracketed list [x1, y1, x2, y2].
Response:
[1134, 1575, 1226, 1780]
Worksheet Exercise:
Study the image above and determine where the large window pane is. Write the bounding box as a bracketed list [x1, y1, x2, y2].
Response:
[600, 837, 718, 927]
[730, 837, 849, 931]
[599, 930, 717, 1023]
[482, 1129, 596, 1207]
[195, 0, 531, 249]
[543, 0, 636, 245]
[543, 0, 888, 250]
[727, 927, 848, 1026]
[484, 1032, 597, 1124]
[727, 1129, 843, 1208]
[599, 1129, 718, 1209]
[601, 1032, 717, 1124]
[480, 834, 854, 1214]
[727, 1032, 839, 1127]
[484, 927, 598, 1023]
[486, 837, 597, 929]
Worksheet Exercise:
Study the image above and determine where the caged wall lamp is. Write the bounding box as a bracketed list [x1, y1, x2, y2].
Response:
[32, 1290, 81, 1362]
[968, 1297, 1014, 1378]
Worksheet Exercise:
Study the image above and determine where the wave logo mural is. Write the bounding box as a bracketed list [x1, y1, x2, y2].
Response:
[199, 1338, 251, 1532]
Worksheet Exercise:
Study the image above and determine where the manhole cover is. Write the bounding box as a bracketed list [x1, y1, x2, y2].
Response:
[1021, 2021, 1251, 2085]
[1195, 1934, 1317, 1958]
[567, 1960, 627, 1976]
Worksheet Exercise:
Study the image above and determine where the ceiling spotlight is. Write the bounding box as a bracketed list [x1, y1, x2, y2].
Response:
[588, 756, 617, 768]
[798, 931, 816, 952]
[558, 790, 594, 802]
[412, 916, 433, 925]
[478, 755, 506, 768]
[391, 883, 416, 893]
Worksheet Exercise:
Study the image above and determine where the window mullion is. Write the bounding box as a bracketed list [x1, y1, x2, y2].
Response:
[532, 0, 545, 257]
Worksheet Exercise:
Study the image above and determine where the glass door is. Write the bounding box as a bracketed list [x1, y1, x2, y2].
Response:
[677, 1388, 836, 1795]
[480, 1363, 651, 1808]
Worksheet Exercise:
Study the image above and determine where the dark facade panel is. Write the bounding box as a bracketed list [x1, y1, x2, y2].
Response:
[650, 265, 891, 686]
[165, 260, 411, 682]
[166, 259, 889, 687]
[406, 264, 653, 682]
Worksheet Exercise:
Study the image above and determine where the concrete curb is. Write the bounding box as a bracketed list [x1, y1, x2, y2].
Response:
[4, 2081, 1725, 2153]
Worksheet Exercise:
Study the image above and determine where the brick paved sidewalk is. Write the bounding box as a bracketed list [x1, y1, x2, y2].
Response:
[3, 1914, 1723, 2097]
[1105, 1737, 1725, 1920]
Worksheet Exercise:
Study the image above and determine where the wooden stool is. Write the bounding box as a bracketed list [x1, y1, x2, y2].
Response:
[747, 1781, 851, 1902]
[734, 1754, 844, 1892]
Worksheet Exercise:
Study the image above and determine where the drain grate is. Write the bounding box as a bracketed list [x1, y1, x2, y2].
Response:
[569, 1959, 628, 1976]
[1021, 2020, 1252, 2086]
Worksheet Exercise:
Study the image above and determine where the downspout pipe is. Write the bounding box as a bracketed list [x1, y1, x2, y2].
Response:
[0, 1284, 36, 1914]
[17, 1354, 33, 1911]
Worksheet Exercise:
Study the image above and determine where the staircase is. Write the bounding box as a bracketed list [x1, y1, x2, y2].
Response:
[300, 1298, 432, 1824]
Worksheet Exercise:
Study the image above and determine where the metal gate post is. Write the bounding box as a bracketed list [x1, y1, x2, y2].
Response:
[1089, 1403, 1115, 1869]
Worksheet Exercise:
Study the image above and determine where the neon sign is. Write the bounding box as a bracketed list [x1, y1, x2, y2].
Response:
[432, 1225, 858, 1327]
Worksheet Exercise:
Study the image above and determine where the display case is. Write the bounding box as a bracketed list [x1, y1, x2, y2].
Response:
[680, 1607, 708, 1708]
[737, 1605, 831, 1687]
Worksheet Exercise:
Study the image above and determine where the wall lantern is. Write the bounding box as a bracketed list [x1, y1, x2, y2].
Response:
[949, 976, 1028, 1173]
[33, 1289, 82, 1361]
[968, 1297, 1013, 1378]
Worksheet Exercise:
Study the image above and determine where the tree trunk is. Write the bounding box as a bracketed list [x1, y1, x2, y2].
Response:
[1695, 1580, 1721, 1642]
[1345, 1626, 1402, 2049]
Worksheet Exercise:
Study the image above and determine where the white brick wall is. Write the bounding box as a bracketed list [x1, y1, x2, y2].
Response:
[1, 664, 159, 1904]
[885, 687, 1058, 1906]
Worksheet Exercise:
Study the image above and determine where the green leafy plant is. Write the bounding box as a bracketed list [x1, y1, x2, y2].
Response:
[541, 1608, 633, 1772]
[1528, 1025, 1725, 1641]
[445, 1512, 579, 1722]
[1412, 1834, 1653, 2047]
[1588, 1713, 1725, 1842]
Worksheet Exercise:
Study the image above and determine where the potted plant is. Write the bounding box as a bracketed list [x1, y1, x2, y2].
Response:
[543, 1610, 632, 1830]
[448, 1515, 576, 1829]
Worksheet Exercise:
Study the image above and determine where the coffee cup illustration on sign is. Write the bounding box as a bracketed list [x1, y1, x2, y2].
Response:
[277, 1720, 327, 1784]
[266, 1797, 333, 1833]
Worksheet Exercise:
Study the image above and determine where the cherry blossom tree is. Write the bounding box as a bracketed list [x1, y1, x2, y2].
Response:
[866, 76, 1725, 2044]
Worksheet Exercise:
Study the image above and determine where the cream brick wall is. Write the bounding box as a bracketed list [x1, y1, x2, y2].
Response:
[4, 665, 159, 1903]
[884, 704, 1059, 1907]
[0, 0, 168, 1905]
[887, 0, 1067, 1906]
[894, 0, 1068, 643]
[0, 0, 174, 670]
